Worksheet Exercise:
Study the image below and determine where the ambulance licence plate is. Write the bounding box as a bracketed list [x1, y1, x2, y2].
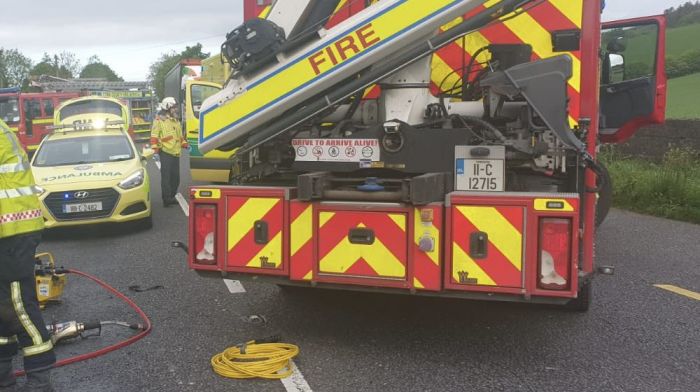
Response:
[456, 159, 505, 192]
[63, 202, 103, 213]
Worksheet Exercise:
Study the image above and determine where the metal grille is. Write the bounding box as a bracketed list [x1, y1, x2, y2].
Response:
[44, 188, 120, 221]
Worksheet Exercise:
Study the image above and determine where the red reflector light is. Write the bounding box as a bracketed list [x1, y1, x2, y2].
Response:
[194, 205, 217, 265]
[538, 218, 572, 290]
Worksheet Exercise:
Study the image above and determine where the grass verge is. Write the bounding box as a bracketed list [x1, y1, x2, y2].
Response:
[601, 147, 700, 224]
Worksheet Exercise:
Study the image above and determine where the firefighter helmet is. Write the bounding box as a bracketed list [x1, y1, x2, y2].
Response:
[161, 97, 177, 111]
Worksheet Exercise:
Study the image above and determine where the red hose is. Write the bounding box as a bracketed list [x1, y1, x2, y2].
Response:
[14, 269, 152, 376]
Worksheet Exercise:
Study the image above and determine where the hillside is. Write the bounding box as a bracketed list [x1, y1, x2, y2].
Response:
[666, 23, 700, 57]
[666, 73, 700, 119]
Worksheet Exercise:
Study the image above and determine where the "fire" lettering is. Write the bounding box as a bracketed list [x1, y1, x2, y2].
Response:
[308, 24, 381, 76]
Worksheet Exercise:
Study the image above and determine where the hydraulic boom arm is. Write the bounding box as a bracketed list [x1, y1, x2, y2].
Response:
[199, 0, 532, 154]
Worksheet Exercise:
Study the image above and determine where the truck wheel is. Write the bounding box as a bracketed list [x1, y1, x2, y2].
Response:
[596, 164, 612, 227]
[565, 281, 592, 312]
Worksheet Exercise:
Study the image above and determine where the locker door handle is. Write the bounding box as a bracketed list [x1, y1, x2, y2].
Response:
[469, 232, 488, 259]
[254, 220, 269, 244]
[348, 228, 375, 245]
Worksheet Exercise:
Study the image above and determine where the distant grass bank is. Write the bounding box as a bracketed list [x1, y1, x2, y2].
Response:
[667, 73, 700, 119]
[601, 148, 700, 224]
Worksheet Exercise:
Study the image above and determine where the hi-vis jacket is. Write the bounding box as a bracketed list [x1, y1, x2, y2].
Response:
[0, 119, 43, 239]
[150, 114, 188, 157]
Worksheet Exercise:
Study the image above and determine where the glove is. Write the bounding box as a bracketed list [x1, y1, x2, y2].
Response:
[182, 142, 190, 150]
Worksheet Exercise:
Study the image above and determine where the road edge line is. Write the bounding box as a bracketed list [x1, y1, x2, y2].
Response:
[281, 359, 312, 392]
[654, 284, 700, 301]
[175, 193, 189, 217]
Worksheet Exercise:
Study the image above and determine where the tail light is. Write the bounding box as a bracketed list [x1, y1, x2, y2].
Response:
[194, 205, 217, 265]
[538, 218, 572, 290]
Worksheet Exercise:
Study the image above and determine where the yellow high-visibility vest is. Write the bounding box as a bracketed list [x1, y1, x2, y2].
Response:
[0, 119, 44, 239]
[150, 115, 186, 156]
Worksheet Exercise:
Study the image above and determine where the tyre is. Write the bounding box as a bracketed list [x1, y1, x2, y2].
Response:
[595, 163, 613, 227]
[564, 281, 592, 312]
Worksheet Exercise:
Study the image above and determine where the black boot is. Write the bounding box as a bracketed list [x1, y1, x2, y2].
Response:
[21, 368, 54, 392]
[0, 357, 15, 388]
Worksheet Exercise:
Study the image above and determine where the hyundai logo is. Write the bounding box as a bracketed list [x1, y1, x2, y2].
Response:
[74, 191, 90, 199]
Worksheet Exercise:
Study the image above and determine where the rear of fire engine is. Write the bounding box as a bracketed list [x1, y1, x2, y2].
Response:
[186, 0, 667, 311]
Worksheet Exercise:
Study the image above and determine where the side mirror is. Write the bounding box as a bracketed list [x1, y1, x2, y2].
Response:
[607, 53, 625, 84]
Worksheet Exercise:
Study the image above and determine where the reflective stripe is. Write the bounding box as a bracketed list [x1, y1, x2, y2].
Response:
[0, 209, 42, 225]
[1, 121, 26, 163]
[10, 282, 44, 347]
[0, 186, 40, 199]
[0, 161, 29, 174]
[23, 340, 53, 357]
[0, 336, 18, 345]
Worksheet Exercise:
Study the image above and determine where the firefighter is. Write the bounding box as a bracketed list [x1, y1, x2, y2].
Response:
[150, 97, 189, 207]
[0, 119, 56, 391]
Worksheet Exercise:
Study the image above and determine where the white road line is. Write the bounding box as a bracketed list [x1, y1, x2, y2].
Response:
[175, 193, 189, 217]
[281, 360, 312, 392]
[223, 279, 246, 294]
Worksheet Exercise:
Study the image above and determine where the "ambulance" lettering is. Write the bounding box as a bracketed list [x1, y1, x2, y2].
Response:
[308, 24, 381, 76]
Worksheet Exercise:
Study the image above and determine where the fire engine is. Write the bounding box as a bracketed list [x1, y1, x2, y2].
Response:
[0, 88, 80, 152]
[184, 0, 667, 311]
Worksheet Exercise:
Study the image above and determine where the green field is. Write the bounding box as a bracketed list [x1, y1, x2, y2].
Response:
[667, 73, 700, 119]
[666, 23, 700, 57]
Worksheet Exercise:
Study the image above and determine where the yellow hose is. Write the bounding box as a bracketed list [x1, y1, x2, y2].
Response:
[211, 341, 300, 380]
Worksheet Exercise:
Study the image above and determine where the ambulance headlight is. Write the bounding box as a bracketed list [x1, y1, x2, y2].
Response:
[118, 169, 145, 190]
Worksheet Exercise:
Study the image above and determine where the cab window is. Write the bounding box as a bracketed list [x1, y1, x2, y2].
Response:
[190, 84, 220, 117]
[43, 100, 54, 117]
[0, 97, 19, 125]
[24, 99, 41, 120]
[601, 24, 659, 84]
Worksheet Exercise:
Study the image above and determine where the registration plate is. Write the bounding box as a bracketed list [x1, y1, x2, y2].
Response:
[456, 159, 505, 192]
[63, 202, 103, 213]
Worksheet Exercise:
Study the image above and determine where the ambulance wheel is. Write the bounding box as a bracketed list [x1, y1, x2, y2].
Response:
[596, 164, 612, 227]
[565, 281, 592, 312]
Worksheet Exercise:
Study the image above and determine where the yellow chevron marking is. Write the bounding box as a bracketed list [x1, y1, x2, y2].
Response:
[291, 206, 313, 256]
[246, 232, 282, 268]
[452, 243, 496, 286]
[500, 12, 581, 93]
[431, 54, 462, 92]
[457, 206, 522, 270]
[550, 0, 583, 28]
[303, 271, 313, 281]
[227, 198, 279, 251]
[388, 213, 406, 231]
[414, 210, 440, 266]
[319, 212, 336, 228]
[334, 0, 350, 13]
[414, 277, 425, 289]
[320, 224, 405, 278]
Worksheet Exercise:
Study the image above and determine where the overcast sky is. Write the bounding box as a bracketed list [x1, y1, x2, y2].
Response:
[0, 0, 685, 81]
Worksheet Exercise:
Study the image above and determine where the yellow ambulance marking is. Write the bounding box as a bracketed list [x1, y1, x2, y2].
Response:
[534, 198, 575, 212]
[654, 285, 700, 301]
[203, 0, 473, 141]
[388, 213, 406, 231]
[414, 277, 425, 289]
[31, 118, 53, 125]
[246, 232, 282, 268]
[457, 206, 522, 270]
[452, 243, 496, 286]
[227, 198, 279, 251]
[320, 223, 405, 278]
[550, 0, 583, 28]
[414, 210, 440, 266]
[291, 206, 313, 256]
[319, 212, 336, 228]
[303, 271, 313, 281]
[500, 12, 581, 93]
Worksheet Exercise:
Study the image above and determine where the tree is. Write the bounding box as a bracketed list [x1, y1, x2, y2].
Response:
[148, 43, 210, 100]
[79, 55, 124, 81]
[30, 52, 81, 79]
[0, 48, 33, 88]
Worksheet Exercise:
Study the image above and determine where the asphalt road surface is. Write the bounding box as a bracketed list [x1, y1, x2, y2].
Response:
[10, 155, 698, 392]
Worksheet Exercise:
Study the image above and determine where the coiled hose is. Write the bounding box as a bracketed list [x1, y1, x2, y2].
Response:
[211, 339, 300, 380]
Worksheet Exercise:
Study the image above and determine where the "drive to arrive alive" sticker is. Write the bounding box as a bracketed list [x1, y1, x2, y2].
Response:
[292, 139, 381, 162]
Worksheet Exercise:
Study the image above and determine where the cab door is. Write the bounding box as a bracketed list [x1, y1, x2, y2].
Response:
[599, 16, 667, 143]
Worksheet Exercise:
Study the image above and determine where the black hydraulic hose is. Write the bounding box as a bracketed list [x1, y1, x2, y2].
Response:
[234, 0, 537, 153]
